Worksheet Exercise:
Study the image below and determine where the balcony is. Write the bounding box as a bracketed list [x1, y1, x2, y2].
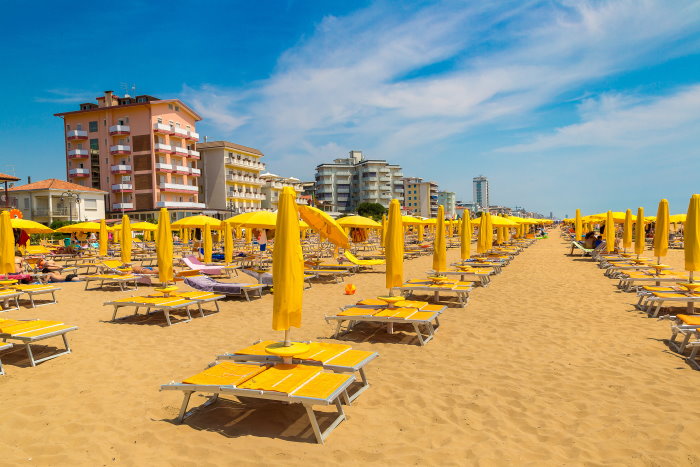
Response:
[156, 201, 205, 209]
[227, 192, 265, 200]
[380, 177, 391, 182]
[190, 168, 201, 176]
[32, 208, 69, 217]
[155, 163, 174, 172]
[68, 168, 90, 177]
[174, 165, 190, 174]
[111, 164, 132, 173]
[296, 198, 309, 205]
[172, 127, 189, 139]
[188, 131, 199, 141]
[110, 145, 131, 155]
[173, 146, 189, 156]
[111, 183, 133, 192]
[66, 130, 88, 140]
[112, 203, 134, 210]
[226, 174, 263, 185]
[159, 182, 198, 193]
[68, 149, 89, 159]
[225, 158, 265, 170]
[154, 143, 173, 154]
[188, 149, 200, 159]
[109, 125, 130, 135]
[153, 123, 173, 134]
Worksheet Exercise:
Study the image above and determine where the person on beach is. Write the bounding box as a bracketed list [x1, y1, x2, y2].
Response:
[583, 232, 596, 249]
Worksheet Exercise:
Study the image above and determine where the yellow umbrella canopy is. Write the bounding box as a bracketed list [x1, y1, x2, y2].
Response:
[121, 215, 132, 263]
[156, 208, 174, 284]
[57, 221, 101, 233]
[172, 215, 222, 229]
[130, 221, 157, 231]
[272, 187, 304, 342]
[635, 207, 645, 257]
[227, 211, 273, 228]
[385, 199, 404, 289]
[223, 221, 233, 264]
[433, 205, 446, 273]
[670, 214, 687, 224]
[297, 205, 350, 249]
[401, 215, 424, 225]
[653, 199, 669, 261]
[10, 218, 53, 234]
[337, 215, 382, 229]
[203, 223, 213, 263]
[99, 219, 108, 256]
[622, 209, 633, 251]
[685, 194, 700, 274]
[0, 211, 14, 275]
[605, 211, 615, 253]
[460, 211, 471, 260]
[574, 209, 582, 241]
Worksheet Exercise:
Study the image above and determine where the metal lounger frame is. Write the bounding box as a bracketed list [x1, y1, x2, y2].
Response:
[391, 285, 470, 308]
[0, 292, 22, 312]
[19, 287, 61, 308]
[0, 324, 77, 367]
[0, 342, 11, 374]
[107, 299, 197, 326]
[325, 310, 441, 346]
[85, 276, 138, 291]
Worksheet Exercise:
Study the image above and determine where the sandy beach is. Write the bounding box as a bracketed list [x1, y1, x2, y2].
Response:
[3, 231, 700, 465]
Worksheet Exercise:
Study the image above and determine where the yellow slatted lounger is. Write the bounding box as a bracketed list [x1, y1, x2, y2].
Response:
[0, 289, 22, 312]
[161, 362, 355, 444]
[303, 268, 351, 283]
[150, 290, 226, 318]
[343, 251, 385, 270]
[0, 342, 11, 375]
[84, 274, 139, 291]
[217, 340, 378, 402]
[12, 284, 61, 308]
[105, 296, 198, 326]
[0, 318, 78, 367]
[391, 278, 473, 308]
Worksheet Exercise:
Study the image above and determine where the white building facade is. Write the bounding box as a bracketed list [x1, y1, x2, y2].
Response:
[437, 191, 456, 218]
[260, 173, 307, 210]
[473, 176, 489, 210]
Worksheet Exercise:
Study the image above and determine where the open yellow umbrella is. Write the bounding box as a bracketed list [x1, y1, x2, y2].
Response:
[635, 207, 645, 257]
[297, 205, 349, 249]
[203, 223, 213, 263]
[670, 214, 687, 224]
[223, 221, 233, 264]
[461, 210, 471, 260]
[99, 219, 108, 256]
[401, 215, 424, 225]
[172, 215, 222, 229]
[228, 211, 277, 229]
[685, 194, 700, 280]
[433, 205, 446, 273]
[10, 218, 53, 234]
[574, 209, 582, 241]
[622, 209, 633, 252]
[653, 199, 669, 263]
[385, 199, 404, 289]
[121, 215, 132, 263]
[57, 221, 101, 233]
[337, 215, 381, 229]
[0, 211, 14, 275]
[156, 208, 174, 284]
[272, 186, 304, 344]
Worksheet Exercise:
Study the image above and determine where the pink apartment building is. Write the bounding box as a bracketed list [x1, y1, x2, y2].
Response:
[55, 91, 204, 220]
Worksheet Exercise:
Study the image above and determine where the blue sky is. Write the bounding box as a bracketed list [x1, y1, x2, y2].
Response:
[2, 0, 700, 218]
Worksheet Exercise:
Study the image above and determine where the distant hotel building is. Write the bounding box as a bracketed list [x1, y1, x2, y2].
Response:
[315, 151, 403, 213]
[403, 177, 438, 218]
[473, 176, 489, 210]
[260, 173, 307, 210]
[198, 141, 266, 215]
[437, 191, 456, 218]
[55, 91, 203, 220]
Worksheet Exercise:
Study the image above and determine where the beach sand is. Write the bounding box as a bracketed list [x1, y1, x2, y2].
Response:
[3, 231, 700, 465]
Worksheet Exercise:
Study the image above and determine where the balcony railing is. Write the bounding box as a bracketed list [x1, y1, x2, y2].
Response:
[172, 127, 189, 139]
[173, 146, 189, 156]
[159, 182, 198, 192]
[227, 192, 265, 200]
[225, 158, 265, 170]
[66, 130, 88, 140]
[226, 175, 263, 185]
[174, 165, 190, 174]
[188, 131, 200, 141]
[32, 208, 69, 217]
[109, 125, 130, 135]
[111, 164, 132, 173]
[112, 203, 134, 210]
[190, 168, 201, 176]
[68, 149, 89, 159]
[154, 143, 173, 153]
[153, 123, 173, 134]
[155, 201, 205, 209]
[110, 145, 131, 155]
[111, 183, 133, 191]
[188, 149, 200, 158]
[155, 163, 174, 172]
[68, 168, 90, 177]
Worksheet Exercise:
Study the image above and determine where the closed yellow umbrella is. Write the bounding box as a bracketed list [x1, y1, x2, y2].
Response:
[380, 214, 387, 248]
[433, 205, 446, 273]
[120, 215, 132, 263]
[156, 208, 174, 284]
[182, 227, 189, 244]
[417, 222, 424, 242]
[635, 207, 645, 257]
[496, 227, 505, 245]
[0, 211, 14, 276]
[99, 219, 108, 256]
[653, 199, 669, 263]
[486, 213, 494, 251]
[574, 209, 582, 241]
[622, 209, 633, 252]
[272, 187, 304, 343]
[223, 221, 233, 264]
[203, 223, 213, 263]
[235, 226, 242, 240]
[684, 194, 700, 278]
[605, 211, 615, 253]
[385, 199, 404, 289]
[245, 227, 252, 244]
[477, 214, 487, 254]
[460, 210, 471, 260]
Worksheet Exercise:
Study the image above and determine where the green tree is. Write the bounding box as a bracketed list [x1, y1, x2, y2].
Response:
[356, 202, 387, 221]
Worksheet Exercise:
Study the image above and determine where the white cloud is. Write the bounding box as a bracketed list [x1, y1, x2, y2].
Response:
[35, 89, 96, 104]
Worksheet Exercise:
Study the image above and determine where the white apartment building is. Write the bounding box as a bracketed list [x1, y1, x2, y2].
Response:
[198, 141, 266, 215]
[437, 191, 456, 218]
[403, 177, 439, 218]
[260, 173, 307, 210]
[473, 176, 489, 210]
[315, 150, 404, 213]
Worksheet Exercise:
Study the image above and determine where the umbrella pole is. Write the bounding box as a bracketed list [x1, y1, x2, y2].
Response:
[284, 329, 291, 346]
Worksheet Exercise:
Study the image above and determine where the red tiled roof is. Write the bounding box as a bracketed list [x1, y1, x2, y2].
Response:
[0, 172, 20, 182]
[8, 179, 107, 193]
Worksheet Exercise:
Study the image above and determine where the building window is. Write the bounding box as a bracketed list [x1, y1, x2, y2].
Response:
[88, 121, 98, 132]
[168, 104, 173, 110]
[23, 198, 29, 209]
[90, 139, 99, 150]
[67, 142, 72, 149]
[137, 97, 146, 103]
[175, 105, 180, 112]
[84, 199, 97, 210]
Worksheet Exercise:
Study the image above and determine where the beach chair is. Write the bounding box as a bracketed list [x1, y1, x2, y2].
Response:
[428, 267, 492, 286]
[160, 361, 355, 444]
[303, 268, 351, 283]
[217, 340, 378, 402]
[391, 279, 473, 308]
[105, 296, 198, 326]
[184, 275, 265, 301]
[150, 290, 225, 317]
[667, 314, 700, 354]
[570, 241, 594, 256]
[181, 256, 229, 276]
[617, 271, 687, 292]
[0, 289, 22, 312]
[12, 284, 61, 308]
[0, 342, 11, 375]
[644, 292, 700, 317]
[241, 269, 315, 289]
[0, 318, 78, 367]
[84, 274, 139, 291]
[343, 251, 385, 270]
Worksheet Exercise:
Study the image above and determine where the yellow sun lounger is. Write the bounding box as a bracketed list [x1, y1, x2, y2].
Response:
[12, 284, 61, 308]
[161, 362, 355, 444]
[0, 342, 11, 375]
[217, 340, 378, 402]
[391, 279, 473, 308]
[428, 268, 492, 286]
[0, 318, 78, 367]
[303, 269, 351, 283]
[105, 296, 198, 326]
[84, 274, 139, 291]
[0, 289, 22, 312]
[343, 251, 385, 268]
[149, 291, 225, 318]
[645, 292, 700, 317]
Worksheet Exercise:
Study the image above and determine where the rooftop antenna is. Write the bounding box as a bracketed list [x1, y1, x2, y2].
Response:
[121, 82, 137, 98]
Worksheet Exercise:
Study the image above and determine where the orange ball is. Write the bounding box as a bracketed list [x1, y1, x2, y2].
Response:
[344, 283, 356, 295]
